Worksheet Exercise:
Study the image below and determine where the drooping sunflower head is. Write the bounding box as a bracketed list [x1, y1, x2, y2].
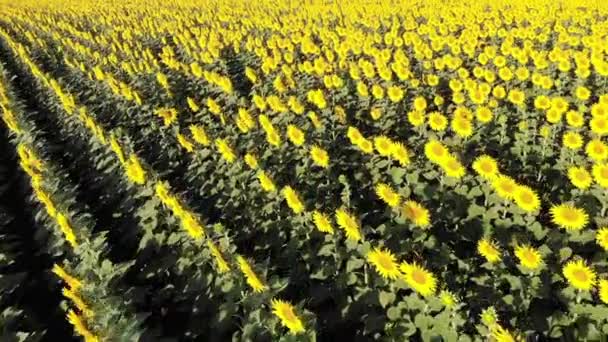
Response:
[270, 299, 305, 334]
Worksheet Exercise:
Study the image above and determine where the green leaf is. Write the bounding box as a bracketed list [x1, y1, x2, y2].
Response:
[387, 306, 401, 321]
[346, 258, 364, 272]
[379, 291, 395, 308]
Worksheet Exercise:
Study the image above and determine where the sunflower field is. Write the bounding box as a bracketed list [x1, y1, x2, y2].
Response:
[1, 0, 608, 341]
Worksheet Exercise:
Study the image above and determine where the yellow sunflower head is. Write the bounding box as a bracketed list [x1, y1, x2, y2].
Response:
[400, 262, 437, 297]
[477, 238, 501, 263]
[550, 203, 588, 231]
[562, 259, 596, 291]
[367, 248, 400, 280]
[472, 155, 499, 180]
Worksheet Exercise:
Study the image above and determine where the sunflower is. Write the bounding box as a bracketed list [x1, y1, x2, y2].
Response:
[562, 259, 596, 291]
[387, 86, 404, 103]
[592, 163, 608, 187]
[400, 262, 437, 297]
[440, 155, 466, 179]
[513, 185, 541, 212]
[491, 325, 516, 342]
[514, 245, 543, 270]
[473, 155, 499, 180]
[335, 208, 362, 241]
[562, 131, 583, 149]
[424, 140, 449, 164]
[439, 290, 457, 308]
[567, 166, 592, 189]
[452, 118, 473, 138]
[367, 248, 401, 280]
[270, 299, 305, 334]
[480, 306, 498, 327]
[310, 146, 329, 168]
[413, 96, 427, 111]
[476, 107, 493, 123]
[586, 139, 608, 161]
[282, 186, 305, 214]
[596, 227, 608, 250]
[407, 110, 425, 127]
[477, 238, 501, 263]
[215, 138, 236, 163]
[550, 203, 588, 231]
[590, 117, 608, 136]
[492, 175, 518, 200]
[374, 136, 393, 156]
[347, 126, 363, 145]
[375, 183, 401, 207]
[401, 200, 430, 227]
[428, 112, 448, 131]
[599, 279, 608, 304]
[566, 110, 584, 128]
[358, 139, 374, 154]
[390, 142, 410, 166]
[370, 107, 382, 120]
[244, 153, 258, 169]
[287, 125, 305, 146]
[257, 171, 276, 193]
[312, 211, 334, 234]
[236, 256, 267, 292]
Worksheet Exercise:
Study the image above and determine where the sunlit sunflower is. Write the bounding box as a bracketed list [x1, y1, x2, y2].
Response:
[452, 118, 473, 138]
[367, 248, 401, 280]
[375, 183, 401, 207]
[310, 146, 329, 168]
[599, 279, 608, 304]
[513, 185, 541, 212]
[440, 155, 466, 179]
[270, 299, 305, 334]
[439, 290, 457, 308]
[514, 245, 543, 270]
[312, 211, 334, 234]
[563, 259, 596, 291]
[390, 142, 410, 166]
[596, 227, 608, 250]
[567, 166, 593, 189]
[374, 136, 393, 156]
[566, 110, 584, 128]
[236, 256, 267, 292]
[480, 306, 498, 327]
[492, 175, 518, 200]
[407, 111, 425, 127]
[347, 126, 363, 145]
[586, 139, 608, 161]
[590, 117, 608, 136]
[428, 112, 448, 131]
[592, 163, 608, 187]
[358, 139, 374, 154]
[550, 203, 588, 231]
[562, 131, 583, 150]
[400, 262, 437, 297]
[472, 155, 499, 180]
[477, 238, 501, 263]
[424, 140, 449, 164]
[282, 186, 305, 214]
[287, 125, 305, 146]
[491, 325, 516, 342]
[476, 107, 493, 123]
[401, 200, 430, 227]
[335, 208, 362, 241]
